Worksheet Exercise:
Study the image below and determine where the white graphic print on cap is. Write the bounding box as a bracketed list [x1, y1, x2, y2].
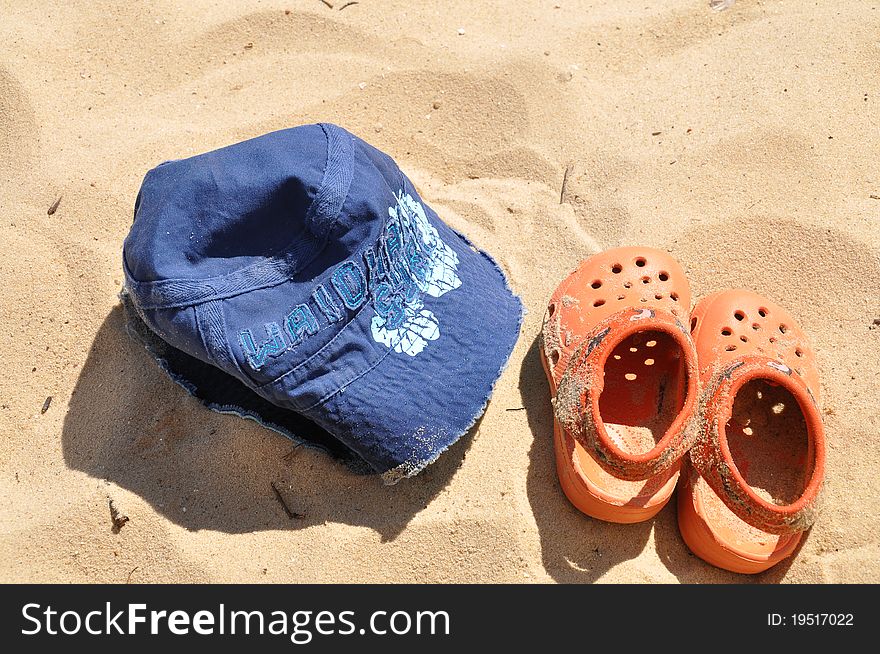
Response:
[370, 191, 462, 356]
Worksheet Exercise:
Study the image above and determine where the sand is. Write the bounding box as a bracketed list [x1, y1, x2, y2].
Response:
[1, 0, 878, 583]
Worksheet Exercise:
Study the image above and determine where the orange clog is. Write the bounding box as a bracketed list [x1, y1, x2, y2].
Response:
[541, 247, 700, 523]
[679, 290, 826, 573]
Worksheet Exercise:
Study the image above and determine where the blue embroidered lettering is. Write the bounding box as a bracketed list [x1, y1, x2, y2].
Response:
[285, 304, 319, 345]
[312, 283, 343, 323]
[239, 323, 286, 369]
[382, 221, 406, 287]
[363, 243, 386, 287]
[373, 282, 405, 330]
[331, 261, 367, 310]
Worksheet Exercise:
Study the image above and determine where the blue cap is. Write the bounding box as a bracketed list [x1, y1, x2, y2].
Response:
[122, 124, 522, 482]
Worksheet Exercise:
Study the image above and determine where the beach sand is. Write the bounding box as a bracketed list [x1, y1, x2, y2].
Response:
[1, 0, 878, 583]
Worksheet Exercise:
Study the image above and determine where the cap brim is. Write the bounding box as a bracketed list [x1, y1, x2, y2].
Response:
[303, 210, 523, 483]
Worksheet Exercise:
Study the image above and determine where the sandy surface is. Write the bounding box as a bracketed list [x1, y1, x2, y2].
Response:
[1, 0, 878, 583]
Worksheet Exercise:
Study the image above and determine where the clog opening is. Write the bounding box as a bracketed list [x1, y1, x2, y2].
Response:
[726, 380, 811, 506]
[598, 330, 687, 455]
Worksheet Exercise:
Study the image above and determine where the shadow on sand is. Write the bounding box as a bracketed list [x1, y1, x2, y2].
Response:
[521, 335, 652, 582]
[61, 305, 472, 541]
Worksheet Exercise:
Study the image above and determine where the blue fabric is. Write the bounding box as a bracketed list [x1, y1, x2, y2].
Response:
[123, 123, 523, 481]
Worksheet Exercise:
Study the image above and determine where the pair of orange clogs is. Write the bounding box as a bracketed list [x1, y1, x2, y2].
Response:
[541, 247, 825, 574]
